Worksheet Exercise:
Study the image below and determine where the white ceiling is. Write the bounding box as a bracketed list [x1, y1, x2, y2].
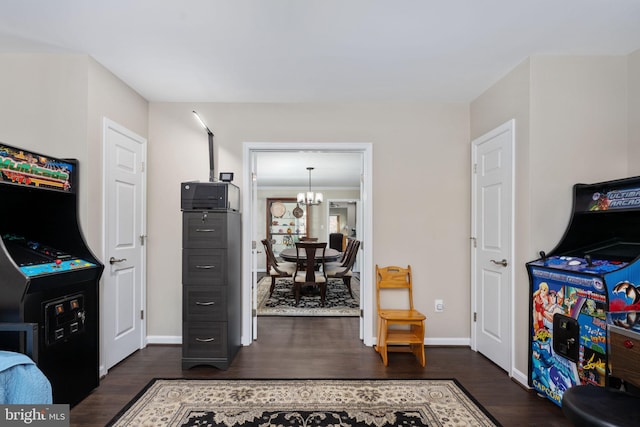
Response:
[0, 0, 639, 104]
[255, 151, 361, 188]
[1, 0, 639, 188]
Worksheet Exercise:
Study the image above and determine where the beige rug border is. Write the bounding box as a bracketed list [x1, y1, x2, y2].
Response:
[108, 378, 501, 427]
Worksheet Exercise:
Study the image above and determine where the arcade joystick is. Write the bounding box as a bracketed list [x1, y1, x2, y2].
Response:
[539, 251, 548, 265]
[585, 254, 593, 266]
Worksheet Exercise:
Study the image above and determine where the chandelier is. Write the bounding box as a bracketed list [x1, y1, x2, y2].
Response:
[297, 167, 323, 205]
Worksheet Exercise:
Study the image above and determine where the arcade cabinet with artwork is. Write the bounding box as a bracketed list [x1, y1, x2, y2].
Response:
[0, 143, 103, 406]
[527, 176, 640, 406]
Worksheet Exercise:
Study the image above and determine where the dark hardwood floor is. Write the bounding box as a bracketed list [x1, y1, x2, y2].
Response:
[71, 317, 571, 426]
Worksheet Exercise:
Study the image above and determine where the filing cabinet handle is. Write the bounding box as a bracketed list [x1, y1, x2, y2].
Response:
[195, 301, 215, 306]
[195, 265, 215, 269]
[195, 337, 215, 342]
[196, 228, 215, 232]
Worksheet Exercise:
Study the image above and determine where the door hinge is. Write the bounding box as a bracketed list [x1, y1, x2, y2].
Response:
[473, 312, 477, 322]
[360, 309, 364, 318]
[473, 163, 477, 174]
[140, 234, 147, 246]
[141, 161, 145, 172]
[140, 310, 144, 320]
[470, 237, 477, 248]
[252, 308, 257, 317]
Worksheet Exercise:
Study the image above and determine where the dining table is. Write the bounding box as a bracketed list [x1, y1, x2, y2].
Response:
[279, 247, 341, 264]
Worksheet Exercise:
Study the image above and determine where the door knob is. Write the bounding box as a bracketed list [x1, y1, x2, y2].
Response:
[490, 259, 508, 267]
[109, 257, 127, 265]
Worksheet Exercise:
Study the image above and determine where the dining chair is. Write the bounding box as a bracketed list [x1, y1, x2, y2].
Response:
[325, 239, 360, 298]
[325, 238, 356, 269]
[293, 242, 327, 305]
[261, 239, 296, 297]
[374, 265, 426, 367]
[329, 233, 344, 251]
[299, 236, 319, 242]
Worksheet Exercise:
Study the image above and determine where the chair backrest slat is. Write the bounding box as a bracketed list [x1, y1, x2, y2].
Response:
[341, 239, 360, 270]
[262, 239, 287, 275]
[376, 265, 415, 311]
[295, 242, 326, 282]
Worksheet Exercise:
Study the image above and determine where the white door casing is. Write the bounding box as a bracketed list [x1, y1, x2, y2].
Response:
[103, 118, 147, 372]
[471, 120, 514, 373]
[242, 142, 374, 346]
[251, 159, 259, 340]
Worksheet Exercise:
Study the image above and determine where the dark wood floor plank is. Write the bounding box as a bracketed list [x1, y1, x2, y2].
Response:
[70, 317, 570, 426]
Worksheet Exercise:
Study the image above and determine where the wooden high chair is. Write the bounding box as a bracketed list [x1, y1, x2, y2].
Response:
[374, 265, 426, 367]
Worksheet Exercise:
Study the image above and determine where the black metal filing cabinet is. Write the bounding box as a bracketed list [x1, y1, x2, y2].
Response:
[182, 210, 241, 370]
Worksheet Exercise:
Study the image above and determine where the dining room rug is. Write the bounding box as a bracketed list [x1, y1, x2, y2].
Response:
[107, 378, 502, 427]
[256, 276, 360, 316]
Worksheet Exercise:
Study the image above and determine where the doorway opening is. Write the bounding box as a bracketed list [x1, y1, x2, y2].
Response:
[242, 142, 373, 346]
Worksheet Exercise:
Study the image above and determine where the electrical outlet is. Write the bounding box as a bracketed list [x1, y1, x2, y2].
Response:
[435, 299, 444, 312]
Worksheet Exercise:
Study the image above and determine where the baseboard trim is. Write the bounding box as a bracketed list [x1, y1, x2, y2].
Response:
[511, 367, 529, 388]
[146, 335, 471, 347]
[147, 335, 182, 345]
[424, 337, 471, 346]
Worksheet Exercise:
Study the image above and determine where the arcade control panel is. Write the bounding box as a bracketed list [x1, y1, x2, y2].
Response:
[1, 234, 96, 277]
[529, 253, 628, 275]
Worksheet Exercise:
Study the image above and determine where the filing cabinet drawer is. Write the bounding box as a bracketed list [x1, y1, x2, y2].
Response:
[183, 212, 228, 248]
[183, 322, 227, 358]
[184, 286, 227, 321]
[182, 249, 227, 285]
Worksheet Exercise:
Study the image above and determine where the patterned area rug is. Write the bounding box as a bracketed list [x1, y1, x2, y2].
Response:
[107, 378, 501, 427]
[256, 276, 360, 316]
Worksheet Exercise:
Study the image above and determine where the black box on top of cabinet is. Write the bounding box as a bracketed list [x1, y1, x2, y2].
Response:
[181, 181, 240, 211]
[181, 209, 241, 370]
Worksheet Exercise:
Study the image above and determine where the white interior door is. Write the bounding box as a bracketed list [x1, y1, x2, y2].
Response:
[103, 118, 147, 371]
[471, 120, 514, 373]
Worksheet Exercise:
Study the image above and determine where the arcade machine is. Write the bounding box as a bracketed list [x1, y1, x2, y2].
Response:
[527, 176, 640, 406]
[0, 143, 104, 406]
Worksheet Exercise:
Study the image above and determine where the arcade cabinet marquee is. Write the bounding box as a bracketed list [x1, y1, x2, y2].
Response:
[527, 176, 640, 407]
[0, 143, 103, 406]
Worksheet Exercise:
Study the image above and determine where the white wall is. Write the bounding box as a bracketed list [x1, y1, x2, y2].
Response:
[470, 55, 630, 379]
[148, 102, 470, 341]
[471, 58, 531, 374]
[0, 54, 89, 222]
[529, 56, 628, 252]
[86, 57, 149, 258]
[0, 53, 148, 252]
[0, 53, 149, 371]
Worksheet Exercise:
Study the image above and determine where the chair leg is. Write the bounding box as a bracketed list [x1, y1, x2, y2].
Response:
[380, 324, 389, 366]
[374, 318, 389, 366]
[270, 276, 276, 297]
[294, 283, 301, 305]
[343, 276, 353, 298]
[320, 282, 327, 306]
[375, 317, 383, 355]
[410, 322, 426, 367]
